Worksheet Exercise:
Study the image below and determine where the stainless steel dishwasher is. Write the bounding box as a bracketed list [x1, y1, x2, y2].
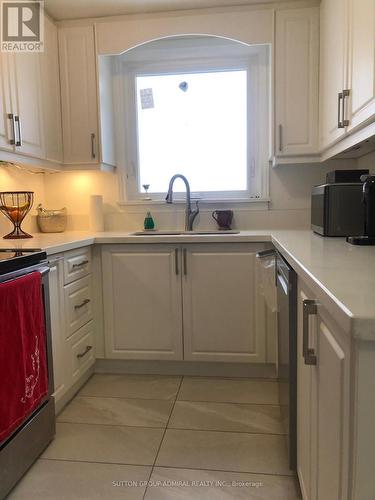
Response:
[276, 251, 297, 471]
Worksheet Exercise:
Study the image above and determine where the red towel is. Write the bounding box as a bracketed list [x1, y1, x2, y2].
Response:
[0, 272, 48, 443]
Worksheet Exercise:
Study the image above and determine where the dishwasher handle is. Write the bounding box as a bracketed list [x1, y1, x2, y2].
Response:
[302, 299, 317, 365]
[256, 249, 277, 259]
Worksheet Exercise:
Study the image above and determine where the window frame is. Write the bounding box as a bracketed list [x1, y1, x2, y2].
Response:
[117, 43, 270, 204]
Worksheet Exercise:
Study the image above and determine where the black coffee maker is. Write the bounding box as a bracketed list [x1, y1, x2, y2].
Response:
[347, 174, 375, 245]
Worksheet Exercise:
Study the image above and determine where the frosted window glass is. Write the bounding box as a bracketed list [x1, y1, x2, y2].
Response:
[136, 70, 247, 193]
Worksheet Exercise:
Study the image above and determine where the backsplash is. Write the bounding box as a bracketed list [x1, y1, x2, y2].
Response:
[0, 154, 372, 236]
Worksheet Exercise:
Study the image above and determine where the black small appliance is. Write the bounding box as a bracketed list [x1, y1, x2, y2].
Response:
[326, 169, 369, 184]
[347, 175, 375, 245]
[311, 183, 364, 236]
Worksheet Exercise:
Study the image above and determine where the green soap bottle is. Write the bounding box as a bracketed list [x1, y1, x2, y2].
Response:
[144, 211, 155, 230]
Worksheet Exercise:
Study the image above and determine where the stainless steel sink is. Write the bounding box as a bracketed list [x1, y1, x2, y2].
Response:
[130, 230, 240, 236]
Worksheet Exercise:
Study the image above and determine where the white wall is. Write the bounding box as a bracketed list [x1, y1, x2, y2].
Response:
[41, 157, 360, 232]
[0, 154, 366, 236]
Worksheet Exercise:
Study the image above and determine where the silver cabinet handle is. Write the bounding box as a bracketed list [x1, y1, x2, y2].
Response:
[302, 299, 317, 365]
[8, 114, 16, 145]
[338, 92, 343, 128]
[183, 248, 187, 276]
[77, 345, 92, 359]
[91, 133, 96, 159]
[175, 248, 179, 275]
[342, 89, 350, 127]
[72, 259, 89, 269]
[14, 115, 22, 146]
[74, 298, 90, 310]
[278, 124, 283, 152]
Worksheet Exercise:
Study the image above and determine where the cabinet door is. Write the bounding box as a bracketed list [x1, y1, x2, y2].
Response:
[319, 0, 349, 149]
[315, 318, 350, 500]
[275, 7, 319, 157]
[58, 25, 99, 165]
[102, 245, 183, 360]
[41, 16, 63, 163]
[10, 52, 45, 158]
[297, 287, 314, 500]
[48, 257, 67, 403]
[0, 53, 13, 152]
[183, 244, 265, 363]
[347, 0, 375, 131]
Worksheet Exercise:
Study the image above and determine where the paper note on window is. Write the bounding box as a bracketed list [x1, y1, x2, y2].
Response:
[140, 88, 154, 109]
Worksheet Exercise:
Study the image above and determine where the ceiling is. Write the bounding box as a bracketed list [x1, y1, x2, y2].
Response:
[44, 0, 295, 21]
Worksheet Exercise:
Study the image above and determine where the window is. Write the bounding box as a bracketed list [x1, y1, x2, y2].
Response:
[118, 38, 270, 202]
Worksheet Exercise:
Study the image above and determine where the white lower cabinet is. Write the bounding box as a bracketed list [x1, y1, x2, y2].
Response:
[48, 247, 95, 410]
[48, 256, 67, 402]
[102, 244, 183, 360]
[101, 243, 266, 362]
[182, 244, 265, 362]
[297, 281, 350, 500]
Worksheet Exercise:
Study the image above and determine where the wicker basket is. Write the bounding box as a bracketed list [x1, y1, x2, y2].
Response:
[37, 204, 67, 233]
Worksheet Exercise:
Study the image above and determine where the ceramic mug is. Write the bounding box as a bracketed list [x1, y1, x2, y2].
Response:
[212, 210, 234, 230]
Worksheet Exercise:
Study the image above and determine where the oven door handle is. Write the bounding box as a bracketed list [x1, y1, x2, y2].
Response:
[39, 266, 50, 277]
[0, 264, 50, 284]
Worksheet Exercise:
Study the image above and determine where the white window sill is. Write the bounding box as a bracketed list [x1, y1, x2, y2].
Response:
[117, 198, 270, 209]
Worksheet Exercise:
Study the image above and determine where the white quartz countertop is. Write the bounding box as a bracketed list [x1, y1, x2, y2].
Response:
[2, 229, 375, 340]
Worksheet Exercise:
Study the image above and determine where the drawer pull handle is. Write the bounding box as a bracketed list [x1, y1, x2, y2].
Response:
[8, 113, 16, 145]
[72, 260, 89, 269]
[77, 345, 92, 359]
[15, 115, 22, 146]
[74, 298, 90, 310]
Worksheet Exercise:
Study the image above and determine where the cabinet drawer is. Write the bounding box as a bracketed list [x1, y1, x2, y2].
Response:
[68, 321, 95, 383]
[64, 247, 91, 285]
[64, 275, 93, 338]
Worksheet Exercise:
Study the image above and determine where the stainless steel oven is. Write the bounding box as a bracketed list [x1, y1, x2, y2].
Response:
[0, 250, 55, 498]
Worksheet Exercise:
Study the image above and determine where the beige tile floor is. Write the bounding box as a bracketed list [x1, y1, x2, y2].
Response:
[9, 374, 302, 500]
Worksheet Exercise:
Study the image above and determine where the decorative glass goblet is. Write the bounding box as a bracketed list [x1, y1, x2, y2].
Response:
[142, 184, 151, 200]
[0, 191, 34, 239]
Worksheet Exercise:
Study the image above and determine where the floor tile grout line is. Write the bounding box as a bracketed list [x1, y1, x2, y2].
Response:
[166, 426, 286, 436]
[40, 457, 296, 479]
[56, 420, 169, 429]
[56, 419, 286, 436]
[142, 376, 185, 500]
[174, 399, 282, 408]
[76, 394, 178, 402]
[69, 395, 179, 403]
[74, 394, 279, 405]
[153, 464, 296, 478]
[176, 398, 280, 406]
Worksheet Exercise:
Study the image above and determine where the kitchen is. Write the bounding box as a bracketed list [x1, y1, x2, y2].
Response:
[0, 0, 374, 498]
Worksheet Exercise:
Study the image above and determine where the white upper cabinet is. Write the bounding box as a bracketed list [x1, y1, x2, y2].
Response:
[58, 25, 99, 166]
[320, 0, 375, 153]
[0, 54, 13, 152]
[0, 16, 62, 165]
[274, 7, 319, 163]
[41, 16, 63, 163]
[347, 0, 375, 132]
[0, 51, 45, 158]
[319, 0, 349, 150]
[10, 52, 45, 158]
